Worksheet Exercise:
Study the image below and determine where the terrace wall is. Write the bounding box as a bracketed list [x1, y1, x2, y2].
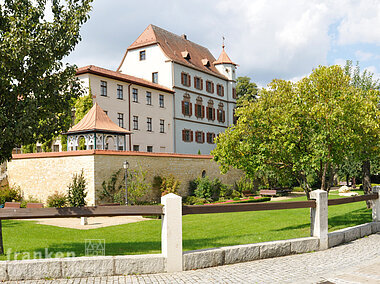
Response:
[7, 150, 243, 205]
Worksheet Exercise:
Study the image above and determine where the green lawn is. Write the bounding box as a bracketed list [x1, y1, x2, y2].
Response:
[1, 193, 371, 260]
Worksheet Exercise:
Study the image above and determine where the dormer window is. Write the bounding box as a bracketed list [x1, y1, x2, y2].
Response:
[181, 51, 191, 60]
[201, 59, 210, 67]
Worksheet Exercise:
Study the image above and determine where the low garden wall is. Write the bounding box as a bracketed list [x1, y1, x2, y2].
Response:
[7, 150, 243, 205]
[0, 222, 378, 281]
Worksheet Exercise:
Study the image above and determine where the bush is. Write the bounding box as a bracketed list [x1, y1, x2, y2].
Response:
[160, 174, 181, 196]
[67, 169, 87, 207]
[20, 196, 41, 208]
[233, 197, 240, 201]
[127, 165, 151, 205]
[193, 177, 228, 201]
[230, 189, 241, 199]
[183, 196, 207, 205]
[233, 197, 271, 204]
[46, 191, 67, 208]
[234, 176, 255, 194]
[0, 185, 22, 204]
[100, 169, 124, 204]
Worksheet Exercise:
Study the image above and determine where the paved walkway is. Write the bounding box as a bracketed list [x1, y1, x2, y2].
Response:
[7, 233, 380, 283]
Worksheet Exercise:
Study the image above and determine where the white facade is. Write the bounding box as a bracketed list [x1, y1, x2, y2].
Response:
[76, 71, 174, 153]
[119, 40, 237, 155]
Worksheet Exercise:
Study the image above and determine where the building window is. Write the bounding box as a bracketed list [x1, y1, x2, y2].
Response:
[152, 72, 158, 83]
[182, 101, 192, 116]
[195, 97, 204, 118]
[194, 77, 203, 90]
[133, 116, 138, 130]
[159, 94, 164, 108]
[182, 129, 193, 142]
[133, 145, 139, 151]
[147, 117, 152, 131]
[206, 80, 214, 93]
[132, 88, 138, 102]
[195, 131, 205, 143]
[53, 145, 59, 152]
[100, 81, 107, 96]
[181, 72, 191, 87]
[217, 104, 226, 123]
[206, 106, 215, 121]
[160, 119, 165, 133]
[139, 50, 146, 61]
[147, 146, 153, 152]
[232, 87, 237, 99]
[207, 132, 216, 144]
[217, 84, 224, 96]
[117, 84, 123, 100]
[104, 110, 108, 115]
[146, 92, 152, 105]
[118, 113, 124, 128]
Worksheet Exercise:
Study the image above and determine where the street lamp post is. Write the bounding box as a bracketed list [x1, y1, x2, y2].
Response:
[123, 161, 129, 205]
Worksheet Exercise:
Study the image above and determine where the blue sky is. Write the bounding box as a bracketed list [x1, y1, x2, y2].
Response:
[65, 0, 380, 87]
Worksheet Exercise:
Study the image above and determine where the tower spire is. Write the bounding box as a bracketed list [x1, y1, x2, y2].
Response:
[222, 36, 225, 49]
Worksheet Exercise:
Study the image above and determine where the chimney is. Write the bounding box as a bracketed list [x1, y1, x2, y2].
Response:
[181, 34, 187, 40]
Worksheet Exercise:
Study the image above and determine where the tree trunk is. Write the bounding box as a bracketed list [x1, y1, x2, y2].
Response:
[346, 174, 350, 186]
[352, 177, 356, 189]
[321, 162, 329, 191]
[0, 220, 3, 255]
[362, 160, 372, 208]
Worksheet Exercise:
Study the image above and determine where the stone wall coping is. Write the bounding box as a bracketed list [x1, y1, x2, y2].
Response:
[12, 149, 212, 160]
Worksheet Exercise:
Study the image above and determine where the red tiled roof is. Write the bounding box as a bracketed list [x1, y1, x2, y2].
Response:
[118, 24, 228, 79]
[214, 47, 237, 66]
[76, 65, 174, 93]
[67, 103, 131, 134]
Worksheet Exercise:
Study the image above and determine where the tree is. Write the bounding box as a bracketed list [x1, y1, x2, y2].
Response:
[67, 169, 87, 207]
[0, 0, 92, 163]
[212, 65, 380, 199]
[344, 60, 380, 197]
[236, 76, 258, 102]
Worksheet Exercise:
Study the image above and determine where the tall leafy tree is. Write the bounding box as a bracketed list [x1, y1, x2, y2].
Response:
[236, 76, 258, 102]
[0, 0, 93, 163]
[212, 65, 380, 198]
[344, 61, 380, 196]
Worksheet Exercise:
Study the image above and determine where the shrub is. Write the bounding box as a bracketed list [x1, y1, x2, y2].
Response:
[193, 177, 228, 201]
[234, 176, 255, 194]
[100, 169, 124, 204]
[0, 185, 22, 204]
[67, 169, 87, 207]
[160, 174, 181, 196]
[46, 191, 67, 208]
[127, 165, 151, 205]
[233, 197, 271, 204]
[20, 196, 41, 208]
[183, 196, 207, 205]
[230, 189, 241, 199]
[233, 197, 240, 201]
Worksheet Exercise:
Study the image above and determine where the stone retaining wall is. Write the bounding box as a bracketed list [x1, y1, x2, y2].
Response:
[1, 222, 378, 281]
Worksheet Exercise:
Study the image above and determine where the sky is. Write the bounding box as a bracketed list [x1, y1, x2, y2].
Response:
[65, 0, 380, 87]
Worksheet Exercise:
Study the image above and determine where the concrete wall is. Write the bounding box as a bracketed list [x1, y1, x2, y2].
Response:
[7, 150, 243, 205]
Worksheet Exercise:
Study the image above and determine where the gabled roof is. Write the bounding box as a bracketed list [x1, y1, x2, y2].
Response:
[76, 65, 174, 94]
[119, 24, 228, 79]
[214, 47, 237, 66]
[67, 103, 131, 135]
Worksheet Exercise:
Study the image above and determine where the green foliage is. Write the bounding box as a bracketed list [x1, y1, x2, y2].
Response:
[21, 144, 36, 153]
[183, 196, 208, 205]
[0, 0, 93, 163]
[46, 191, 67, 208]
[100, 169, 124, 204]
[213, 65, 380, 197]
[234, 176, 255, 193]
[60, 135, 68, 151]
[126, 166, 151, 205]
[0, 185, 22, 204]
[193, 177, 228, 201]
[74, 93, 93, 124]
[41, 138, 53, 152]
[236, 76, 258, 102]
[160, 174, 181, 196]
[67, 169, 87, 207]
[20, 196, 41, 208]
[233, 197, 271, 204]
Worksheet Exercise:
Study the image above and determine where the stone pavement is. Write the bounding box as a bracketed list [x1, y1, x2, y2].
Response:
[6, 233, 380, 284]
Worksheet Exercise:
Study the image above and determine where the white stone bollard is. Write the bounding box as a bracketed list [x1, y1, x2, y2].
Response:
[310, 190, 328, 250]
[161, 193, 182, 272]
[372, 186, 380, 222]
[81, 217, 88, 226]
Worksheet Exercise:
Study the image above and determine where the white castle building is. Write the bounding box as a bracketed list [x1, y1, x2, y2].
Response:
[77, 24, 238, 155]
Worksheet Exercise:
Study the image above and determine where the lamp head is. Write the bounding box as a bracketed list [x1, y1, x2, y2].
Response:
[123, 161, 129, 169]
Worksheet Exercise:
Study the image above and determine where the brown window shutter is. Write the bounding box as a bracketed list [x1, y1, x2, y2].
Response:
[201, 106, 205, 118]
[188, 74, 191, 87]
[217, 109, 220, 122]
[182, 130, 185, 141]
[181, 73, 184, 85]
[233, 88, 236, 99]
[202, 132, 205, 143]
[222, 86, 224, 96]
[213, 108, 215, 120]
[206, 107, 209, 119]
[182, 101, 185, 115]
[222, 111, 226, 123]
[212, 83, 214, 93]
[190, 130, 193, 142]
[189, 103, 193, 116]
[194, 78, 196, 88]
[201, 79, 203, 90]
